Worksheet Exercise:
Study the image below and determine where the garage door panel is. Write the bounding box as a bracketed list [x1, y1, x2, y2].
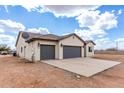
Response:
[63, 46, 81, 58]
[40, 45, 55, 60]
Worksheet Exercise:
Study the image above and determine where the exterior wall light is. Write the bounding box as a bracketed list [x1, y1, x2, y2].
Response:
[61, 43, 63, 47]
[38, 42, 40, 47]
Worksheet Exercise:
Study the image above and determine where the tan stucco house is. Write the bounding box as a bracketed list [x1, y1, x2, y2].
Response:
[15, 31, 95, 62]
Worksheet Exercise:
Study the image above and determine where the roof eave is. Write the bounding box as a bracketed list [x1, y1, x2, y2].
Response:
[25, 38, 58, 43]
[58, 33, 86, 44]
[86, 41, 96, 45]
[15, 31, 22, 47]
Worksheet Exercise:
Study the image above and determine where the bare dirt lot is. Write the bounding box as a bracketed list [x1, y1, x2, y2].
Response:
[0, 54, 124, 88]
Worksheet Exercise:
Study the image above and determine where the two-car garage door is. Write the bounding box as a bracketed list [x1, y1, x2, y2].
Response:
[63, 46, 81, 59]
[40, 45, 81, 60]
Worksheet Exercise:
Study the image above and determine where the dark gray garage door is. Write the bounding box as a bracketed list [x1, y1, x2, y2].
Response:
[63, 46, 81, 59]
[40, 45, 55, 60]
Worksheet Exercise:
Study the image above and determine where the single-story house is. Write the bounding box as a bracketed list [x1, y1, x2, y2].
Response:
[15, 31, 95, 62]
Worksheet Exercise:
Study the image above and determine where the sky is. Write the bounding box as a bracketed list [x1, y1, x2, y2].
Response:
[0, 5, 124, 50]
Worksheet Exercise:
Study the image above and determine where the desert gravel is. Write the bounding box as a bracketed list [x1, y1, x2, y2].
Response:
[0, 54, 124, 88]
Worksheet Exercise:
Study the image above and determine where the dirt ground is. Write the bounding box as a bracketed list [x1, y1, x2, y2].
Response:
[0, 54, 124, 88]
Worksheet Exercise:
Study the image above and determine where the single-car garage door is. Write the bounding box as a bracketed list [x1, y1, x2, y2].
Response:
[63, 46, 81, 59]
[40, 45, 55, 60]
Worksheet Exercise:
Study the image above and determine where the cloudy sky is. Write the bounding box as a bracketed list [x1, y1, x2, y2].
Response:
[0, 5, 124, 50]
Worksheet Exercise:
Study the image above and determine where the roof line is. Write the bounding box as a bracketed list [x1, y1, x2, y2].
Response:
[58, 33, 86, 44]
[16, 31, 96, 46]
[15, 31, 23, 46]
[26, 38, 58, 43]
[85, 40, 96, 45]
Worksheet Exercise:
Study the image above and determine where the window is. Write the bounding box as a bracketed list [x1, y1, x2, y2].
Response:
[21, 47, 23, 53]
[88, 47, 92, 52]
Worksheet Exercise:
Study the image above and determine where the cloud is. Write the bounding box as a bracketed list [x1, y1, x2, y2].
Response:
[21, 5, 100, 17]
[0, 19, 50, 49]
[21, 5, 43, 12]
[42, 5, 100, 17]
[74, 10, 118, 43]
[118, 9, 122, 15]
[27, 27, 50, 34]
[115, 38, 124, 50]
[4, 5, 9, 13]
[0, 6, 121, 50]
[74, 29, 107, 40]
[0, 19, 26, 49]
[0, 28, 4, 33]
[0, 34, 15, 44]
[116, 38, 124, 42]
[0, 19, 25, 32]
[94, 38, 115, 50]
[75, 29, 93, 40]
[76, 11, 117, 30]
[95, 38, 124, 50]
[0, 19, 50, 34]
[76, 10, 100, 28]
[0, 26, 50, 49]
[0, 34, 16, 49]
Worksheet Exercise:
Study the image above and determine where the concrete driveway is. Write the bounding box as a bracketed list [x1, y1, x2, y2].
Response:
[42, 58, 121, 77]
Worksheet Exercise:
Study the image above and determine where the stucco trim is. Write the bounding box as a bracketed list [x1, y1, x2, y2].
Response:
[59, 33, 86, 44]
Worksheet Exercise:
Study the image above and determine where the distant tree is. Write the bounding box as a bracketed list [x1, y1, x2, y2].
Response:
[106, 48, 117, 51]
[0, 44, 11, 51]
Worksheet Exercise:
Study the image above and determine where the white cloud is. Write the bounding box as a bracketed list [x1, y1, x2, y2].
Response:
[76, 11, 117, 30]
[4, 5, 9, 13]
[115, 38, 124, 50]
[94, 37, 124, 50]
[0, 28, 4, 33]
[95, 38, 115, 50]
[0, 6, 121, 50]
[41, 5, 100, 17]
[76, 10, 100, 28]
[21, 5, 43, 12]
[0, 34, 15, 44]
[94, 38, 124, 50]
[0, 19, 25, 32]
[75, 29, 93, 40]
[118, 9, 122, 15]
[21, 5, 100, 17]
[112, 10, 116, 13]
[74, 29, 107, 40]
[0, 19, 26, 49]
[95, 11, 117, 30]
[27, 27, 50, 34]
[74, 10, 118, 46]
[116, 38, 124, 42]
[0, 19, 50, 49]
[0, 19, 50, 34]
[0, 34, 16, 49]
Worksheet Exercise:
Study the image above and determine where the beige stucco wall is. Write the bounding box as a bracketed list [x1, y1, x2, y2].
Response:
[34, 40, 59, 61]
[85, 42, 94, 57]
[16, 32, 59, 62]
[16, 33, 93, 61]
[58, 35, 85, 59]
[16, 32, 34, 61]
